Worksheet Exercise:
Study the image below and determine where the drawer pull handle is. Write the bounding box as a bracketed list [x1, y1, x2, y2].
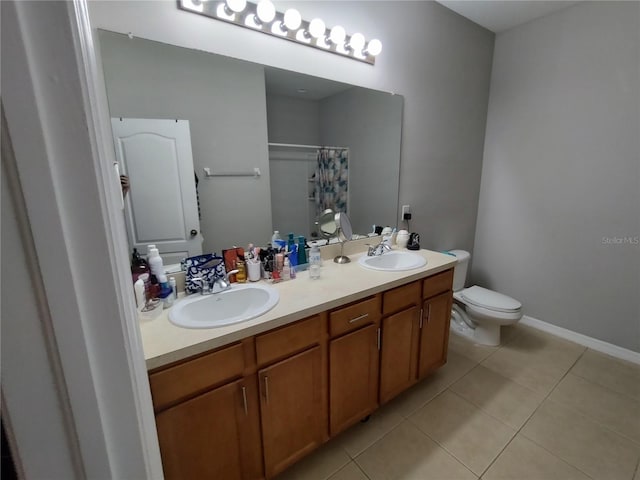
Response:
[264, 376, 270, 404]
[419, 308, 424, 329]
[241, 385, 248, 416]
[377, 327, 381, 350]
[349, 313, 369, 324]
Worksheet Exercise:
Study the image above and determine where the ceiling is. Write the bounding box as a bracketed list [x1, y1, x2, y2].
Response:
[436, 1, 582, 33]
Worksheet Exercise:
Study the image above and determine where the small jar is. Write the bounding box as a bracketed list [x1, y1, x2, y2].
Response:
[235, 260, 247, 283]
[396, 230, 410, 249]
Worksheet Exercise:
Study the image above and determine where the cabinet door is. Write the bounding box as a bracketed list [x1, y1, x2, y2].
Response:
[379, 306, 421, 404]
[418, 291, 453, 378]
[259, 346, 325, 478]
[155, 377, 263, 480]
[329, 324, 379, 435]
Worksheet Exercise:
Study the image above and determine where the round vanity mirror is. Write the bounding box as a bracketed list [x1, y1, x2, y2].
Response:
[333, 212, 353, 264]
[319, 208, 338, 238]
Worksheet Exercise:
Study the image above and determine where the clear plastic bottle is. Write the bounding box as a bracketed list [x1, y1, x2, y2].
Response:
[309, 242, 321, 280]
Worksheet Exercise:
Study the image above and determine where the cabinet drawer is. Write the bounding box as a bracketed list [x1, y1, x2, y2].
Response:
[329, 295, 381, 337]
[423, 269, 454, 299]
[149, 342, 245, 412]
[256, 315, 323, 366]
[382, 281, 421, 315]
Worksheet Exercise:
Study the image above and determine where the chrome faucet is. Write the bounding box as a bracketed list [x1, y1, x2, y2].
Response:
[211, 269, 239, 294]
[192, 269, 239, 295]
[367, 241, 392, 257]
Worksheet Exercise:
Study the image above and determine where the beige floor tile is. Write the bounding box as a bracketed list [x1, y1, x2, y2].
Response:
[635, 462, 640, 480]
[333, 403, 404, 458]
[386, 351, 477, 418]
[548, 373, 640, 444]
[450, 365, 545, 429]
[481, 328, 585, 394]
[483, 434, 591, 480]
[275, 439, 351, 480]
[571, 349, 640, 401]
[355, 421, 476, 480]
[328, 462, 369, 480]
[448, 332, 498, 363]
[521, 399, 640, 480]
[409, 390, 516, 476]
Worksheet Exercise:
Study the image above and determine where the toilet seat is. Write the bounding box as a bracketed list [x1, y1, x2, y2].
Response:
[459, 286, 521, 313]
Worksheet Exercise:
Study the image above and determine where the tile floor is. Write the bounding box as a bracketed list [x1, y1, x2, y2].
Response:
[275, 324, 640, 480]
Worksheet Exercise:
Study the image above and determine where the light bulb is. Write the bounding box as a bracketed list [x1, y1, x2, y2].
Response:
[283, 9, 302, 30]
[365, 38, 382, 56]
[308, 18, 326, 39]
[348, 32, 365, 53]
[256, 0, 276, 23]
[329, 25, 346, 45]
[225, 0, 246, 13]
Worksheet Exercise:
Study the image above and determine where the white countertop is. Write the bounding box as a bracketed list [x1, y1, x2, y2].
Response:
[140, 248, 457, 370]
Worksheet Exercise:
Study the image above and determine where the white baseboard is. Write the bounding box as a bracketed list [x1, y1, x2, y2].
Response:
[520, 315, 640, 366]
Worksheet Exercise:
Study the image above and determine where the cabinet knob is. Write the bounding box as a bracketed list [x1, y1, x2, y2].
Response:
[190, 229, 198, 237]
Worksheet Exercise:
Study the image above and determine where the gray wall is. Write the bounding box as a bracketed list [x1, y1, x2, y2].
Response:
[99, 31, 273, 254]
[321, 88, 403, 235]
[89, 0, 495, 253]
[472, 2, 640, 352]
[266, 94, 321, 145]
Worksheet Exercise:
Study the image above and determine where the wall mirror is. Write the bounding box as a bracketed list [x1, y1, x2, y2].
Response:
[98, 29, 403, 259]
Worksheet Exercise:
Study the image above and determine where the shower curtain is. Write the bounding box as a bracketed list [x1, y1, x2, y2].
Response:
[314, 148, 349, 217]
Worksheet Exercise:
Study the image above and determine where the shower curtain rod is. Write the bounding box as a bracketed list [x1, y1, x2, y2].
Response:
[268, 142, 349, 151]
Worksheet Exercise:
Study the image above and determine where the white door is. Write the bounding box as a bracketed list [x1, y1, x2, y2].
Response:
[111, 118, 202, 265]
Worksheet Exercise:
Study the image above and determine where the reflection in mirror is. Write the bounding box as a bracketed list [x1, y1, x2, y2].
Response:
[319, 208, 338, 238]
[98, 29, 403, 257]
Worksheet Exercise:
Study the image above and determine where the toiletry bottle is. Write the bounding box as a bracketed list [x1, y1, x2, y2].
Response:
[271, 230, 282, 246]
[169, 277, 177, 302]
[134, 278, 145, 311]
[297, 236, 307, 265]
[276, 252, 284, 273]
[148, 247, 165, 280]
[282, 258, 291, 280]
[287, 233, 295, 253]
[131, 248, 149, 282]
[236, 259, 247, 283]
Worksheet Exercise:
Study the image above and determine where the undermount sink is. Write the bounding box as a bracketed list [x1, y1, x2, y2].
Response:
[169, 283, 279, 329]
[358, 251, 427, 272]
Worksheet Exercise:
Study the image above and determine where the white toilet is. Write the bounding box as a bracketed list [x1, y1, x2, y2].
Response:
[448, 250, 523, 346]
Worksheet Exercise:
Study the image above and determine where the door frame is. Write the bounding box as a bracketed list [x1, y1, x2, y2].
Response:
[2, 1, 163, 478]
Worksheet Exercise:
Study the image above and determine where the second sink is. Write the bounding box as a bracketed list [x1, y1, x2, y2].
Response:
[358, 251, 427, 272]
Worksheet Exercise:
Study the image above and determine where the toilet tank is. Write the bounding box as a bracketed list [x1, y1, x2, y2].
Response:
[449, 250, 471, 292]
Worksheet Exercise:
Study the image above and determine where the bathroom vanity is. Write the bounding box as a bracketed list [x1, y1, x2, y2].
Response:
[141, 249, 456, 479]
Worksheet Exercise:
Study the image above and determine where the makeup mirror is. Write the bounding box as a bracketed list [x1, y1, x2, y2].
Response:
[333, 212, 353, 264]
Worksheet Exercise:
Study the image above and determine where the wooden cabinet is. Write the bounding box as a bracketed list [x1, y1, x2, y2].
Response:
[379, 282, 422, 404]
[254, 314, 327, 478]
[418, 270, 454, 378]
[418, 291, 452, 378]
[379, 305, 421, 403]
[259, 346, 325, 478]
[329, 323, 379, 435]
[150, 342, 263, 480]
[328, 295, 381, 435]
[149, 267, 455, 479]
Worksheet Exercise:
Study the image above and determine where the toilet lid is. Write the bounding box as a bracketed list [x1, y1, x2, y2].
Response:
[461, 286, 521, 313]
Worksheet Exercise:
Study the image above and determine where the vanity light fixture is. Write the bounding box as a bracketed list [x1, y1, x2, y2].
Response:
[178, 0, 382, 64]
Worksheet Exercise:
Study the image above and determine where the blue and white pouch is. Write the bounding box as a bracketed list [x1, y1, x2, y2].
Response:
[184, 253, 226, 294]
